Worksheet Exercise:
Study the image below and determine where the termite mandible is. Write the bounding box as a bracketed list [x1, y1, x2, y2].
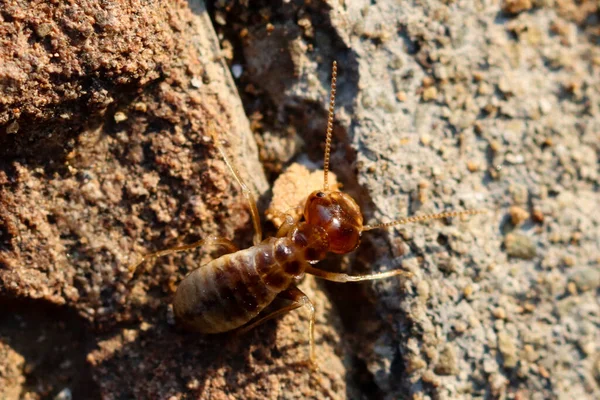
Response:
[129, 61, 484, 368]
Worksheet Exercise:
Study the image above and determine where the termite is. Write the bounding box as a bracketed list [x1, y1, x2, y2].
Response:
[129, 61, 483, 367]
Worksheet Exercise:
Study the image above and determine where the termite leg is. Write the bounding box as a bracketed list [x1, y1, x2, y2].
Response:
[128, 235, 238, 277]
[272, 206, 304, 237]
[304, 265, 412, 282]
[209, 123, 262, 246]
[236, 286, 316, 368]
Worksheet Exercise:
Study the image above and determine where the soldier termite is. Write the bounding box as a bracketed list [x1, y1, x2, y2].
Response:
[129, 61, 484, 368]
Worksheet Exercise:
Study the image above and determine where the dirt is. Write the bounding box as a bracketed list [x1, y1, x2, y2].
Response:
[1, 0, 599, 399]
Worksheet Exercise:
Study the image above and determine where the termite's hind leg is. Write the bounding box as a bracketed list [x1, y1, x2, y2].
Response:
[209, 123, 262, 246]
[128, 235, 238, 277]
[236, 286, 317, 369]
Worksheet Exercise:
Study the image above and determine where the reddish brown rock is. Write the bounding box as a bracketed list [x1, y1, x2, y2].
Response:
[0, 0, 346, 398]
[0, 0, 267, 326]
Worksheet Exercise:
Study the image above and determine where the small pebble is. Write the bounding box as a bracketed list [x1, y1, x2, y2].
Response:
[214, 11, 226, 25]
[562, 255, 575, 267]
[569, 267, 600, 292]
[420, 133, 431, 146]
[509, 206, 529, 225]
[114, 111, 127, 123]
[505, 232, 536, 259]
[509, 184, 529, 205]
[454, 321, 468, 333]
[190, 77, 202, 88]
[422, 86, 438, 101]
[187, 378, 200, 389]
[463, 284, 474, 299]
[54, 388, 72, 400]
[579, 340, 595, 356]
[570, 232, 582, 244]
[539, 99, 552, 114]
[422, 76, 435, 87]
[498, 331, 518, 368]
[434, 344, 459, 375]
[421, 369, 441, 386]
[231, 64, 243, 79]
[532, 209, 544, 223]
[133, 102, 147, 112]
[489, 373, 509, 396]
[467, 161, 479, 172]
[407, 356, 427, 372]
[522, 345, 538, 362]
[502, 0, 532, 15]
[524, 303, 535, 313]
[140, 321, 152, 331]
[505, 152, 525, 164]
[6, 121, 19, 134]
[417, 280, 430, 302]
[493, 307, 507, 320]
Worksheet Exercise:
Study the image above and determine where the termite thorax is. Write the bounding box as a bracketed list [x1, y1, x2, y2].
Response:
[288, 222, 329, 262]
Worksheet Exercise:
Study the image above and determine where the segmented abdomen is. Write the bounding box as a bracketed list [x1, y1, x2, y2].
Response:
[173, 237, 296, 333]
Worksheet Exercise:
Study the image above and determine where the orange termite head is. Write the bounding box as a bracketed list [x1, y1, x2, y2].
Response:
[303, 190, 363, 254]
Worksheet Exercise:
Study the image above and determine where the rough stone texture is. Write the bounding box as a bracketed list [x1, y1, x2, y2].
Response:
[1, 0, 183, 159]
[0, 0, 270, 322]
[0, 0, 347, 398]
[212, 0, 600, 399]
[2, 0, 599, 399]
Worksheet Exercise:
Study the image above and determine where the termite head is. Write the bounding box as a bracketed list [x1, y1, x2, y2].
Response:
[303, 190, 363, 254]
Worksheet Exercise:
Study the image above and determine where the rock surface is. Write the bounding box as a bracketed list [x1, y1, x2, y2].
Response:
[1, 0, 599, 399]
[212, 0, 600, 399]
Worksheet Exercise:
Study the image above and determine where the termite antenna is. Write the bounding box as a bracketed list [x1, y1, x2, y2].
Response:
[207, 121, 263, 246]
[362, 209, 486, 231]
[323, 60, 337, 191]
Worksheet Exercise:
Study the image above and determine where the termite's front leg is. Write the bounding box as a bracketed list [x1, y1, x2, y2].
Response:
[208, 122, 263, 246]
[271, 206, 304, 237]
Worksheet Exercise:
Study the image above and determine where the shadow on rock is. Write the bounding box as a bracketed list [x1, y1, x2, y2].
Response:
[87, 314, 341, 399]
[0, 297, 99, 399]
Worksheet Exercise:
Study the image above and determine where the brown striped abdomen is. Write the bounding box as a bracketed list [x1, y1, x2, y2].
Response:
[173, 237, 299, 334]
